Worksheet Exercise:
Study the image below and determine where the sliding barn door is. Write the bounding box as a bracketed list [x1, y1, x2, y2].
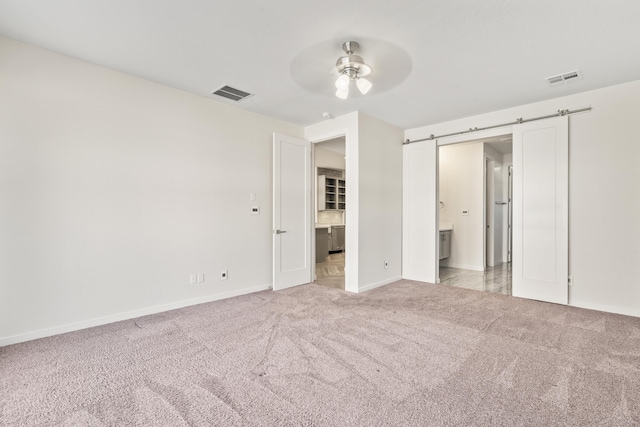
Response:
[512, 116, 568, 304]
[402, 140, 438, 283]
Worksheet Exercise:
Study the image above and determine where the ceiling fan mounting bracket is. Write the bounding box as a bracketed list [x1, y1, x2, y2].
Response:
[335, 41, 372, 79]
[341, 41, 359, 54]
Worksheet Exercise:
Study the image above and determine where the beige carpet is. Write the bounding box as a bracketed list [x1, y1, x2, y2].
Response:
[2, 280, 640, 426]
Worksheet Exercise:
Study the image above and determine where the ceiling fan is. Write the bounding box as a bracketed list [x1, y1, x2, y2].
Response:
[334, 41, 372, 99]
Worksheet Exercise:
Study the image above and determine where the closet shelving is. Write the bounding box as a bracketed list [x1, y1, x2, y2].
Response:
[318, 175, 346, 210]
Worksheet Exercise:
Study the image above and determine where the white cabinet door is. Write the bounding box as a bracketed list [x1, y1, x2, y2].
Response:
[272, 133, 312, 291]
[512, 116, 568, 304]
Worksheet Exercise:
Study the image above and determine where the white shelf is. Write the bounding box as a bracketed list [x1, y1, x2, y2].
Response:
[318, 175, 346, 211]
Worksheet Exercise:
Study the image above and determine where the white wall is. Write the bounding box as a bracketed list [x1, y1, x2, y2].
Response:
[357, 113, 403, 291]
[0, 37, 303, 345]
[439, 143, 484, 271]
[405, 79, 640, 317]
[315, 146, 345, 170]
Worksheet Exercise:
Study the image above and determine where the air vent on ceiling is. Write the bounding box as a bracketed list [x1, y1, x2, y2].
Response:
[546, 70, 583, 86]
[211, 85, 253, 102]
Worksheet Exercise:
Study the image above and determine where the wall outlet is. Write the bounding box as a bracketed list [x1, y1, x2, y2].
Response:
[568, 275, 573, 286]
[189, 274, 197, 285]
[221, 270, 228, 280]
[384, 260, 389, 269]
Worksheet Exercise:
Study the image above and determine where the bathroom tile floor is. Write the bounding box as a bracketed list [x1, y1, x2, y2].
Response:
[314, 255, 511, 295]
[439, 263, 512, 295]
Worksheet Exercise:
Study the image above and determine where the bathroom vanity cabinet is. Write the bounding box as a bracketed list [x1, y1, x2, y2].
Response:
[439, 230, 451, 260]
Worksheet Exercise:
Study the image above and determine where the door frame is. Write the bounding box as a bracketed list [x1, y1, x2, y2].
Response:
[310, 131, 350, 290]
[484, 157, 494, 269]
[305, 115, 357, 293]
[506, 165, 513, 263]
[436, 129, 512, 282]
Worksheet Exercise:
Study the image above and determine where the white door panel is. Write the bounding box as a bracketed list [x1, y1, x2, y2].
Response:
[402, 140, 437, 283]
[273, 133, 311, 290]
[512, 117, 568, 304]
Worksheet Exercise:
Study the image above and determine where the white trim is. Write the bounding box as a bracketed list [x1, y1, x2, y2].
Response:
[569, 300, 640, 319]
[0, 285, 270, 347]
[308, 129, 350, 145]
[357, 277, 402, 293]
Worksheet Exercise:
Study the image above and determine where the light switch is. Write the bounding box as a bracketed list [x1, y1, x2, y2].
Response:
[250, 193, 256, 201]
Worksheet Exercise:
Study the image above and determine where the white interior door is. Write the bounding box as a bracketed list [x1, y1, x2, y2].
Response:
[272, 133, 312, 290]
[512, 116, 568, 304]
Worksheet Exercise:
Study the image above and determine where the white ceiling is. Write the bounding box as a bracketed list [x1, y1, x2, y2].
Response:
[1, 1, 639, 129]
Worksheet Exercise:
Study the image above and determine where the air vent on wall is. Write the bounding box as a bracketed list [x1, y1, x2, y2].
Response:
[546, 70, 583, 86]
[211, 85, 253, 102]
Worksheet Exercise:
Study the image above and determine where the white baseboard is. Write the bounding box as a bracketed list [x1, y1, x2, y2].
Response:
[569, 300, 640, 319]
[357, 276, 402, 293]
[0, 285, 271, 347]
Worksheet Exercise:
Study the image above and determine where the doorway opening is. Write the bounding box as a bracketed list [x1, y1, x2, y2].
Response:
[437, 135, 513, 295]
[313, 136, 346, 290]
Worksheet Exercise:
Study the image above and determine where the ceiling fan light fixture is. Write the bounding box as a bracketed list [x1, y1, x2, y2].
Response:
[356, 77, 372, 94]
[333, 41, 373, 99]
[335, 87, 349, 100]
[335, 74, 350, 90]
